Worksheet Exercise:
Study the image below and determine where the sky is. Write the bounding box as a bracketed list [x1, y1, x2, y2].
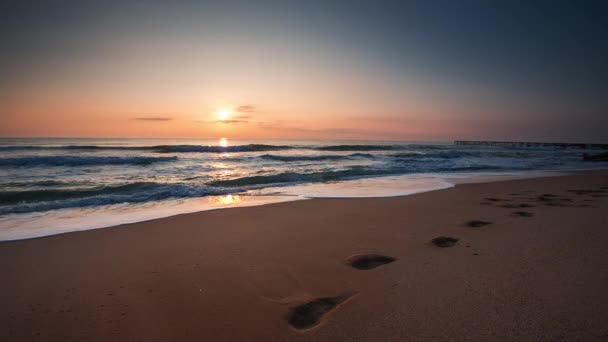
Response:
[0, 0, 607, 142]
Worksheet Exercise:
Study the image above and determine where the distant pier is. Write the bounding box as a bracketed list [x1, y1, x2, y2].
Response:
[454, 140, 608, 149]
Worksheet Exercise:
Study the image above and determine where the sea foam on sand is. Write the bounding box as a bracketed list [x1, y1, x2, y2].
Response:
[0, 170, 565, 241]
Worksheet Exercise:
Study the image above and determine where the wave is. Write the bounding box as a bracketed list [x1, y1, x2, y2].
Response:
[207, 163, 512, 188]
[259, 153, 374, 162]
[0, 162, 513, 215]
[0, 182, 231, 215]
[390, 151, 468, 159]
[315, 144, 398, 151]
[206, 167, 394, 187]
[0, 182, 161, 205]
[0, 155, 177, 167]
[0, 144, 292, 153]
[2, 180, 76, 188]
[389, 150, 538, 160]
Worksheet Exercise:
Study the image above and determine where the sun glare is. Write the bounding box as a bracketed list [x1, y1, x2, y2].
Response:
[219, 137, 228, 147]
[215, 194, 241, 205]
[217, 109, 232, 121]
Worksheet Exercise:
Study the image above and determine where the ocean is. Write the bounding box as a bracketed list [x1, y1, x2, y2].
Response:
[1, 137, 606, 241]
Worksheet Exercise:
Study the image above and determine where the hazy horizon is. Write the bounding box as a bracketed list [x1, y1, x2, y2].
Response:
[1, 137, 608, 145]
[1, 1, 607, 143]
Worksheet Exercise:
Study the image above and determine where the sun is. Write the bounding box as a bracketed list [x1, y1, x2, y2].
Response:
[217, 108, 232, 121]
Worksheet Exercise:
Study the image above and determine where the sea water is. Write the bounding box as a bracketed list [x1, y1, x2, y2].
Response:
[1, 138, 606, 240]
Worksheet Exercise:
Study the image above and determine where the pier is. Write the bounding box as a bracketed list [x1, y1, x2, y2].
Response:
[454, 140, 608, 149]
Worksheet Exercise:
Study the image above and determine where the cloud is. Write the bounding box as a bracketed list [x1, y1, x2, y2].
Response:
[236, 105, 255, 113]
[133, 117, 173, 121]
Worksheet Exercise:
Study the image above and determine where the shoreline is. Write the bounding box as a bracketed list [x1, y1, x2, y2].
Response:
[0, 168, 591, 242]
[2, 170, 608, 341]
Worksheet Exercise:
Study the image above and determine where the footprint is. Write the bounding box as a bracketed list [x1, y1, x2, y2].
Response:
[466, 220, 492, 228]
[512, 211, 534, 217]
[500, 203, 536, 209]
[544, 202, 572, 207]
[288, 292, 355, 330]
[485, 197, 508, 202]
[348, 254, 396, 270]
[431, 236, 459, 248]
[536, 195, 555, 202]
[537, 195, 573, 204]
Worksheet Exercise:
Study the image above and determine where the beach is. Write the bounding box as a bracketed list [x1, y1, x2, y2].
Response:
[2, 170, 608, 341]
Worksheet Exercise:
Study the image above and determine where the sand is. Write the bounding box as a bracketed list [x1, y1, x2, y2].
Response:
[2, 170, 608, 341]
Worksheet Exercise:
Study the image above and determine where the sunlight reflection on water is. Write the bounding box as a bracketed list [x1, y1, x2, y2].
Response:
[208, 194, 241, 205]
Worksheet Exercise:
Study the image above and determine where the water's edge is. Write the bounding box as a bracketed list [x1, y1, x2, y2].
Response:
[1, 169, 592, 242]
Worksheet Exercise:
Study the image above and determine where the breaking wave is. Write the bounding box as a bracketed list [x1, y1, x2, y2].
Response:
[206, 164, 504, 188]
[259, 153, 374, 162]
[315, 144, 398, 151]
[0, 155, 177, 167]
[0, 182, 231, 215]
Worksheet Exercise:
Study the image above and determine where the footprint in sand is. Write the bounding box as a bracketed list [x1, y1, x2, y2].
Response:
[485, 197, 509, 202]
[431, 236, 459, 248]
[348, 254, 396, 270]
[536, 194, 574, 204]
[544, 202, 572, 207]
[512, 211, 534, 217]
[499, 203, 536, 209]
[466, 220, 492, 228]
[288, 292, 355, 330]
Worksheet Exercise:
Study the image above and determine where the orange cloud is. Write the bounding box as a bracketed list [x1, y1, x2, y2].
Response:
[236, 105, 255, 113]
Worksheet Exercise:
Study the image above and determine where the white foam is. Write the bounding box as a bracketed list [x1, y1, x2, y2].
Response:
[0, 169, 575, 242]
[0, 195, 299, 241]
[262, 175, 455, 198]
[257, 170, 570, 199]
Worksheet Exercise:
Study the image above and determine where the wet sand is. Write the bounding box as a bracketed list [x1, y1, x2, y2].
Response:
[2, 170, 608, 341]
